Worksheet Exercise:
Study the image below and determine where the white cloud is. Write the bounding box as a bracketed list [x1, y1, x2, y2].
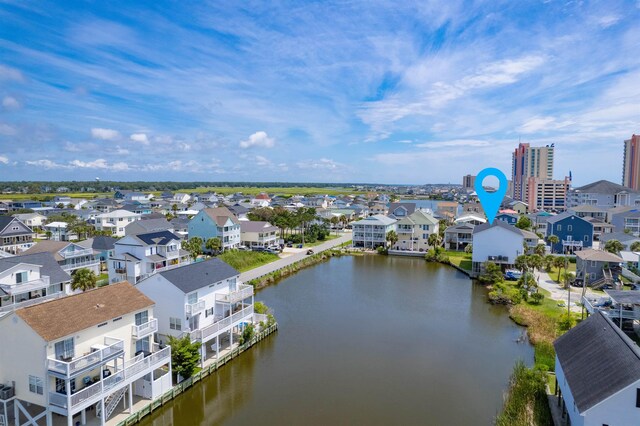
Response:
[26, 159, 68, 169]
[296, 158, 344, 170]
[2, 96, 21, 110]
[415, 139, 490, 149]
[239, 131, 275, 149]
[130, 133, 149, 144]
[0, 155, 8, 164]
[0, 123, 16, 135]
[597, 15, 620, 28]
[91, 128, 120, 140]
[0, 65, 24, 82]
[255, 155, 272, 166]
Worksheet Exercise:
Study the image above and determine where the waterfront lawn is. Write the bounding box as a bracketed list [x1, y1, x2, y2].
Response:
[443, 250, 472, 272]
[218, 250, 279, 272]
[304, 234, 339, 247]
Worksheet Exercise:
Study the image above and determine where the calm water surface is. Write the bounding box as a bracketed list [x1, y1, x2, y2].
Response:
[140, 256, 533, 426]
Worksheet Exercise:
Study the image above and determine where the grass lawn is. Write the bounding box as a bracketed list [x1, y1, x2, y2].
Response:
[444, 250, 472, 272]
[218, 250, 279, 272]
[304, 234, 339, 247]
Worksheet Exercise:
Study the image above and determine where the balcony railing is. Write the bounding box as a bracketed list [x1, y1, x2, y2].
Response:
[0, 290, 65, 314]
[60, 248, 94, 259]
[215, 284, 253, 304]
[0, 276, 50, 296]
[185, 300, 205, 315]
[62, 259, 100, 271]
[49, 346, 170, 411]
[192, 305, 254, 342]
[47, 337, 124, 377]
[132, 318, 158, 339]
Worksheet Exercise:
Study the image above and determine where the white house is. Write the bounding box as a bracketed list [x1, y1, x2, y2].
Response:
[170, 193, 191, 204]
[0, 282, 172, 426]
[392, 210, 439, 252]
[94, 210, 141, 238]
[43, 222, 78, 242]
[108, 230, 190, 284]
[471, 221, 540, 277]
[444, 223, 475, 251]
[240, 221, 279, 248]
[12, 213, 47, 229]
[24, 241, 100, 275]
[554, 310, 640, 426]
[352, 215, 397, 249]
[0, 252, 71, 318]
[136, 259, 260, 367]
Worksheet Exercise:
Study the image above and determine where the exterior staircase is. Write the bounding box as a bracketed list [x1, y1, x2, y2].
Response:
[590, 268, 614, 290]
[98, 386, 127, 420]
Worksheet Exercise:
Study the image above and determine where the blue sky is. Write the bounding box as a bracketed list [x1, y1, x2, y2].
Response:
[0, 0, 639, 184]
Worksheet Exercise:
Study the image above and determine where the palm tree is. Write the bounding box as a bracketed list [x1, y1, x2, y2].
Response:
[428, 233, 440, 248]
[515, 255, 529, 276]
[534, 243, 546, 257]
[205, 237, 222, 255]
[184, 237, 203, 261]
[544, 254, 555, 272]
[386, 230, 398, 248]
[71, 268, 97, 292]
[604, 239, 624, 254]
[330, 216, 340, 235]
[548, 235, 559, 254]
[631, 241, 640, 252]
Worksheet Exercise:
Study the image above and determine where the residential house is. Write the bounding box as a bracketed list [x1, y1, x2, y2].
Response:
[567, 179, 640, 209]
[567, 204, 607, 221]
[0, 282, 172, 426]
[0, 216, 34, 255]
[610, 209, 640, 235]
[599, 232, 640, 251]
[9, 200, 43, 211]
[508, 200, 528, 214]
[471, 221, 540, 277]
[170, 193, 191, 204]
[120, 204, 152, 216]
[115, 191, 153, 203]
[436, 202, 459, 220]
[583, 216, 613, 241]
[77, 236, 117, 272]
[169, 218, 189, 238]
[188, 207, 241, 250]
[87, 198, 118, 213]
[226, 204, 249, 221]
[125, 218, 173, 236]
[136, 259, 259, 366]
[387, 202, 417, 220]
[108, 230, 190, 284]
[546, 212, 594, 254]
[554, 310, 640, 426]
[444, 223, 475, 251]
[0, 252, 71, 317]
[462, 202, 485, 216]
[24, 241, 100, 275]
[43, 222, 78, 242]
[13, 213, 47, 229]
[197, 193, 219, 204]
[495, 213, 519, 225]
[575, 248, 623, 286]
[454, 214, 487, 226]
[240, 221, 279, 248]
[352, 215, 397, 249]
[94, 210, 142, 238]
[392, 210, 439, 252]
[368, 201, 388, 216]
[527, 211, 552, 235]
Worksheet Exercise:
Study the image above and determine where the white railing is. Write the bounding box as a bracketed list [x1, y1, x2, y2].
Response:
[62, 259, 100, 271]
[193, 305, 254, 342]
[185, 300, 205, 315]
[215, 284, 253, 304]
[0, 291, 67, 315]
[47, 337, 124, 377]
[253, 313, 268, 324]
[582, 296, 640, 320]
[60, 248, 94, 258]
[132, 318, 158, 338]
[0, 276, 50, 296]
[48, 347, 170, 410]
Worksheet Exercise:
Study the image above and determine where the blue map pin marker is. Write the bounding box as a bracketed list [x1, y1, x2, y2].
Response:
[474, 168, 508, 225]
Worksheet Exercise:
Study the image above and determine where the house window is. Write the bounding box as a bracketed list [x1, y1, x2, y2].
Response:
[557, 224, 562, 231]
[169, 317, 182, 330]
[205, 307, 214, 317]
[136, 336, 150, 353]
[636, 388, 640, 408]
[187, 292, 198, 305]
[54, 337, 74, 360]
[584, 236, 589, 241]
[28, 376, 43, 395]
[15, 271, 27, 284]
[135, 310, 148, 326]
[591, 261, 597, 267]
[567, 225, 572, 232]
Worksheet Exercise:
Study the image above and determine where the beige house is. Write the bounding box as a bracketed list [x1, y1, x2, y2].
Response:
[0, 282, 171, 426]
[240, 221, 279, 248]
[392, 210, 439, 252]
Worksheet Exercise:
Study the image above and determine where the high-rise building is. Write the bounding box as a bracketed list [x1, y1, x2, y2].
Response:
[527, 176, 570, 212]
[462, 174, 476, 190]
[622, 134, 640, 190]
[511, 142, 555, 201]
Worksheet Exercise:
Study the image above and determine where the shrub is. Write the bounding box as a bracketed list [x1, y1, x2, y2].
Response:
[239, 323, 256, 345]
[557, 313, 575, 332]
[530, 292, 544, 305]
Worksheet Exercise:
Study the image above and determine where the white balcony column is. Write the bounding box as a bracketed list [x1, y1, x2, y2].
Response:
[81, 409, 86, 425]
[128, 383, 133, 413]
[230, 328, 233, 346]
[200, 344, 205, 368]
[100, 398, 106, 426]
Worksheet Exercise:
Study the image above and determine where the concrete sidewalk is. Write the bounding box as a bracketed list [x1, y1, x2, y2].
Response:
[239, 231, 352, 282]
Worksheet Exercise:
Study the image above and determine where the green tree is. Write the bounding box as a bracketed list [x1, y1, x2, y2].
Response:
[464, 243, 473, 254]
[548, 235, 559, 253]
[166, 335, 202, 380]
[479, 261, 503, 284]
[428, 233, 440, 248]
[238, 323, 256, 345]
[386, 230, 398, 248]
[553, 256, 567, 283]
[514, 255, 529, 276]
[205, 237, 222, 255]
[330, 216, 340, 235]
[534, 243, 546, 257]
[631, 241, 640, 252]
[544, 254, 555, 271]
[184, 237, 203, 261]
[515, 216, 532, 230]
[45, 230, 52, 240]
[528, 254, 543, 274]
[71, 268, 97, 292]
[604, 239, 624, 254]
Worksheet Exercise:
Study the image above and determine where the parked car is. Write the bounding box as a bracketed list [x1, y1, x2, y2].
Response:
[237, 246, 250, 251]
[266, 249, 280, 255]
[297, 244, 303, 248]
[252, 247, 266, 252]
[286, 243, 293, 248]
[306, 249, 314, 255]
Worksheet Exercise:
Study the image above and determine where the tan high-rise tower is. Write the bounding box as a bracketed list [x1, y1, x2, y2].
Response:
[623, 134, 640, 190]
[511, 143, 555, 201]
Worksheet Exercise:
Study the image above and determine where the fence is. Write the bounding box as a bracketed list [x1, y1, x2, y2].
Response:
[114, 323, 278, 426]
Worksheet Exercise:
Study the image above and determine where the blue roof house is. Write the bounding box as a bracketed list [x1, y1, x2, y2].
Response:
[495, 213, 518, 225]
[546, 212, 594, 254]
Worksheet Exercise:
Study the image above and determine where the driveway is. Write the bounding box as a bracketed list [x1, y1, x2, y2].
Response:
[240, 231, 352, 282]
[536, 270, 601, 313]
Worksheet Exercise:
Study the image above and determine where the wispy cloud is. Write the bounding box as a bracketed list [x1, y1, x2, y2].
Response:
[91, 128, 120, 141]
[239, 131, 275, 149]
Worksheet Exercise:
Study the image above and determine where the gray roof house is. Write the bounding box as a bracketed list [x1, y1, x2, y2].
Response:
[554, 310, 640, 425]
[125, 218, 174, 236]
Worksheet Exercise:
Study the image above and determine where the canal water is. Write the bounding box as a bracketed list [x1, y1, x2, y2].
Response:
[140, 256, 533, 426]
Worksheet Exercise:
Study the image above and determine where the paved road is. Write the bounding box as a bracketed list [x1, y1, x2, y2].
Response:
[240, 232, 352, 282]
[537, 270, 600, 313]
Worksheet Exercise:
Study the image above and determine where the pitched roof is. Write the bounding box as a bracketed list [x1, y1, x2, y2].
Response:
[445, 223, 475, 232]
[0, 216, 30, 234]
[240, 221, 278, 233]
[572, 179, 638, 195]
[554, 311, 640, 413]
[396, 209, 438, 225]
[125, 218, 172, 235]
[574, 248, 623, 263]
[158, 258, 239, 293]
[568, 205, 607, 213]
[352, 214, 397, 226]
[133, 230, 181, 246]
[0, 252, 70, 284]
[599, 232, 640, 244]
[472, 220, 539, 239]
[23, 240, 74, 261]
[16, 281, 153, 341]
[604, 290, 640, 305]
[388, 202, 417, 218]
[202, 207, 239, 226]
[546, 211, 591, 225]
